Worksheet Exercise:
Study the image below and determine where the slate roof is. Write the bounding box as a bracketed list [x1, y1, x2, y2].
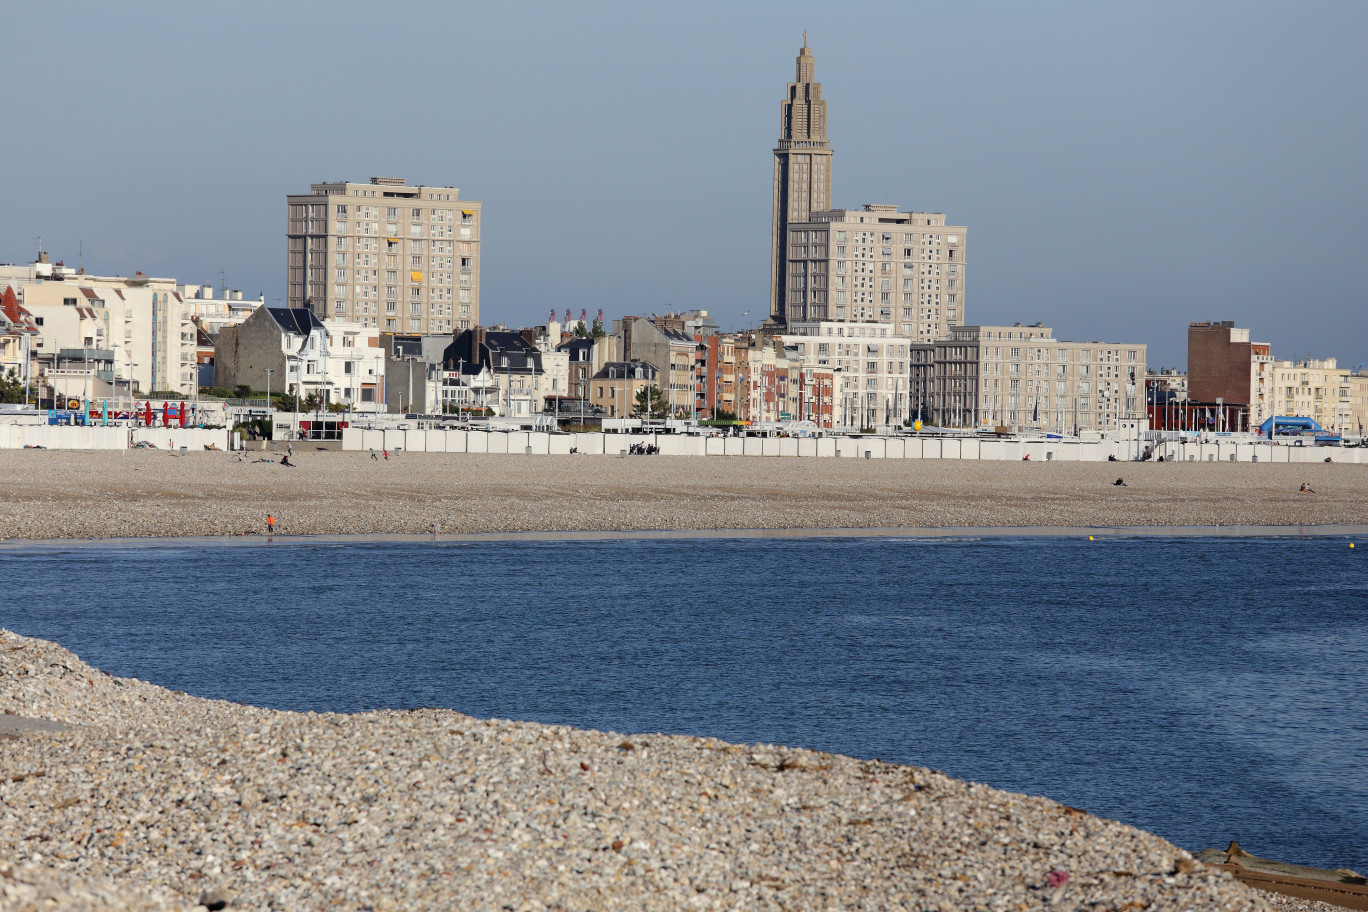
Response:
[592, 360, 658, 381]
[265, 307, 325, 336]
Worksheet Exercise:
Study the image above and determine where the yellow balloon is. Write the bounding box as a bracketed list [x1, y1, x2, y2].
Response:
[912, 420, 923, 431]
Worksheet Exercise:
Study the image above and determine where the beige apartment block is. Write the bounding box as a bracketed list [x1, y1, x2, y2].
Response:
[783, 205, 967, 344]
[1270, 359, 1352, 435]
[287, 177, 480, 335]
[20, 273, 194, 396]
[1347, 374, 1368, 438]
[769, 39, 833, 329]
[783, 321, 916, 429]
[930, 324, 1145, 433]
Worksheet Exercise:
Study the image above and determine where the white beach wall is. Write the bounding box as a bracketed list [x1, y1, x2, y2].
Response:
[329, 429, 1368, 464]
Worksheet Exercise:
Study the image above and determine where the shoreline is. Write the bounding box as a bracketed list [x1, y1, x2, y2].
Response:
[1, 522, 1366, 551]
[1, 449, 1365, 542]
[0, 629, 1336, 911]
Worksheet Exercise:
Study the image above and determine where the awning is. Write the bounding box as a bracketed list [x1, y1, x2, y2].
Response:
[387, 238, 400, 244]
[410, 272, 423, 282]
[461, 210, 474, 216]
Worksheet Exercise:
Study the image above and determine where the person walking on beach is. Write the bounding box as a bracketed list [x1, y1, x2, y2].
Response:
[287, 442, 293, 457]
[383, 449, 390, 460]
[370, 448, 378, 460]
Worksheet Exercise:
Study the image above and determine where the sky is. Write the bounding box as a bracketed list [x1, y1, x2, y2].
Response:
[4, 1, 1365, 368]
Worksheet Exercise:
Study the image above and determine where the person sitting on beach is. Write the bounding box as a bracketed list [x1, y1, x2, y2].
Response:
[280, 454, 295, 467]
[1300, 483, 1315, 493]
[1114, 478, 1127, 486]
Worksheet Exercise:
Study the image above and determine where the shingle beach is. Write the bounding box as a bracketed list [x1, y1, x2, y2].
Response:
[0, 449, 1365, 540]
[2, 450, 1358, 910]
[1, 629, 1342, 912]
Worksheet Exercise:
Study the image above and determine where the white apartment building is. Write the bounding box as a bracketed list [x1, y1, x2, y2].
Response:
[16, 269, 194, 397]
[931, 324, 1146, 433]
[177, 284, 263, 336]
[287, 177, 480, 334]
[782, 205, 967, 343]
[783, 321, 914, 430]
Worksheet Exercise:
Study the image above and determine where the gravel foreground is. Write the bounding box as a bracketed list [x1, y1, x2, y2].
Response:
[0, 630, 1340, 912]
[0, 450, 1365, 540]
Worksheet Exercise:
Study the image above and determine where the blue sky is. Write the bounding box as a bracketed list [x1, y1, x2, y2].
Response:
[4, 1, 1365, 367]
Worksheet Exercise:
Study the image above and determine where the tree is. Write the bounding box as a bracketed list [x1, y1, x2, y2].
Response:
[633, 384, 668, 418]
[571, 320, 589, 339]
[273, 392, 299, 412]
[301, 392, 322, 413]
[0, 368, 25, 404]
[591, 318, 606, 339]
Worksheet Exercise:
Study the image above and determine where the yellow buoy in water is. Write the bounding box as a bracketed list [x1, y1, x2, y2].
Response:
[1088, 535, 1095, 541]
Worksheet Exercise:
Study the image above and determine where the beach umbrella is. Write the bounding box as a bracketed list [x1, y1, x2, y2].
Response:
[162, 402, 170, 427]
[102, 400, 109, 427]
[143, 401, 152, 426]
[179, 402, 186, 428]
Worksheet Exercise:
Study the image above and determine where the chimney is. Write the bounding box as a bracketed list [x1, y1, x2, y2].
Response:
[470, 326, 487, 365]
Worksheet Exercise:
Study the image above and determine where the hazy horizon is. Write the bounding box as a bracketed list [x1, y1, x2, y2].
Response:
[4, 1, 1365, 368]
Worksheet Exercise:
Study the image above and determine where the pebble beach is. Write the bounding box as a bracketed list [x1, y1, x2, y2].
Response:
[0, 629, 1341, 912]
[2, 450, 1359, 910]
[0, 449, 1365, 540]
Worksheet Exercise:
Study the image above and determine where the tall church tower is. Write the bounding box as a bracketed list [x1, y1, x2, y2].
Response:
[767, 36, 832, 330]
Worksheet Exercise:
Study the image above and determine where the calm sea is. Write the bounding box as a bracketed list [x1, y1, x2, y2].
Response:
[2, 535, 1365, 869]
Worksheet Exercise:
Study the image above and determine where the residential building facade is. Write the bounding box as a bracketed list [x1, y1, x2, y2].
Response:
[287, 177, 480, 334]
[783, 321, 915, 430]
[443, 327, 544, 418]
[782, 205, 967, 343]
[929, 324, 1146, 433]
[590, 360, 658, 418]
[19, 274, 194, 396]
[1270, 359, 1352, 435]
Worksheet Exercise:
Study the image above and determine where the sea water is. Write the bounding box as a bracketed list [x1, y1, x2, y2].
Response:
[2, 534, 1364, 869]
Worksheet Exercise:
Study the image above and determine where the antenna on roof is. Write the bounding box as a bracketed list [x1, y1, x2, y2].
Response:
[220, 269, 227, 297]
[79, 241, 83, 271]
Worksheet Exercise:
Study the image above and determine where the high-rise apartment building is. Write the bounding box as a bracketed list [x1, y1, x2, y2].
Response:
[782, 205, 967, 343]
[768, 38, 833, 330]
[287, 177, 480, 334]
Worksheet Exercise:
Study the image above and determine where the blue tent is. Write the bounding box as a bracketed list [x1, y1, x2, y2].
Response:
[1258, 416, 1322, 436]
